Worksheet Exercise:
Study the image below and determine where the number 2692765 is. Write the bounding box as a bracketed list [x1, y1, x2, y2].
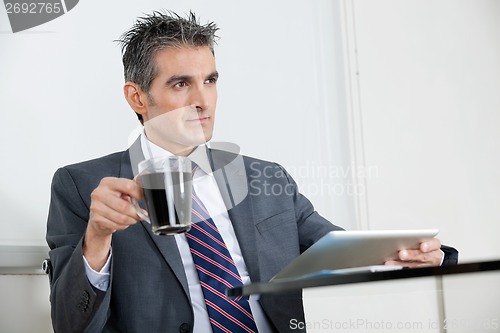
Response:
[5, 2, 62, 14]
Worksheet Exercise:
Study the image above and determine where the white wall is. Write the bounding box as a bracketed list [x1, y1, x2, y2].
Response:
[345, 0, 500, 262]
[0, 274, 52, 333]
[304, 270, 500, 333]
[305, 277, 443, 333]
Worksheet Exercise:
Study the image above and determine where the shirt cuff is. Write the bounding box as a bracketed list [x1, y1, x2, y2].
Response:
[439, 249, 445, 266]
[83, 249, 112, 291]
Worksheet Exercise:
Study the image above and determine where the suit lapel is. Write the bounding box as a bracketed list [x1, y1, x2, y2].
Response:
[227, 196, 261, 282]
[121, 139, 190, 298]
[210, 149, 261, 282]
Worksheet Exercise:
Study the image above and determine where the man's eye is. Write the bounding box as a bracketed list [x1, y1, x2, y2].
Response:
[205, 77, 217, 84]
[174, 82, 187, 88]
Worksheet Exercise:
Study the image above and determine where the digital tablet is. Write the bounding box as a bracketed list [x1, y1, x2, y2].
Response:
[271, 229, 439, 281]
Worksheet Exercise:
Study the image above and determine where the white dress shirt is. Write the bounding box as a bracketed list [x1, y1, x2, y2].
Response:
[84, 133, 272, 333]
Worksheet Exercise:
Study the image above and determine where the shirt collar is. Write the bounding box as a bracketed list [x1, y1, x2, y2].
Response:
[140, 131, 213, 175]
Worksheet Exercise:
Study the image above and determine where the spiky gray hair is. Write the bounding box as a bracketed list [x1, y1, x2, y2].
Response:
[117, 11, 219, 123]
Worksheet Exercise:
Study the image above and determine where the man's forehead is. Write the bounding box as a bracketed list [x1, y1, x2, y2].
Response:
[153, 46, 216, 74]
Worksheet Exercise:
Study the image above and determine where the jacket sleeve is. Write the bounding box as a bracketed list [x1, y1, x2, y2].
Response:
[441, 245, 459, 265]
[46, 167, 111, 333]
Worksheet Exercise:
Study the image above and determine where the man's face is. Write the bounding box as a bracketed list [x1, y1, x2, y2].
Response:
[142, 46, 218, 155]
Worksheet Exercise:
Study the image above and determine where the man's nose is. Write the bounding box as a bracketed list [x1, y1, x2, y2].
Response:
[190, 84, 209, 111]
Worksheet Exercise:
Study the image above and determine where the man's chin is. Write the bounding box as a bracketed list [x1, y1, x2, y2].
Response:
[189, 130, 213, 145]
[188, 137, 211, 148]
[180, 133, 212, 150]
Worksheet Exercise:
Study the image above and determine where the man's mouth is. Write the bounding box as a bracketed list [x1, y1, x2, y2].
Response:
[187, 116, 210, 124]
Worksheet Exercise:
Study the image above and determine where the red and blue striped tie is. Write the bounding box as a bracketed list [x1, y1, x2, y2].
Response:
[186, 165, 258, 333]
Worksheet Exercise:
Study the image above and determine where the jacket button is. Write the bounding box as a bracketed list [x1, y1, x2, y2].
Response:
[77, 291, 90, 312]
[179, 323, 191, 333]
[77, 302, 88, 312]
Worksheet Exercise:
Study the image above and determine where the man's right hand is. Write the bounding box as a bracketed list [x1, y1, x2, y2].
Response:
[83, 177, 144, 271]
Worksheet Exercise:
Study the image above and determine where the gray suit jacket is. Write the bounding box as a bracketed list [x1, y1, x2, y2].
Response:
[46, 142, 342, 333]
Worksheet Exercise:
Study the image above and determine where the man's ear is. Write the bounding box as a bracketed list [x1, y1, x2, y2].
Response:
[124, 82, 148, 117]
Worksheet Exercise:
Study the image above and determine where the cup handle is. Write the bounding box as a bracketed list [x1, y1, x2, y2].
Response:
[132, 198, 150, 224]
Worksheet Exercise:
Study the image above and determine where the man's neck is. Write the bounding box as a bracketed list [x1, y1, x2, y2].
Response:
[144, 132, 197, 157]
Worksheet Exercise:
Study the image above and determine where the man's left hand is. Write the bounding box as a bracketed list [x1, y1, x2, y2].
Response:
[385, 238, 443, 267]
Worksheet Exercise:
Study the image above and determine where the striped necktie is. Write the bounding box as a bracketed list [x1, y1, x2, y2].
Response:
[186, 165, 258, 333]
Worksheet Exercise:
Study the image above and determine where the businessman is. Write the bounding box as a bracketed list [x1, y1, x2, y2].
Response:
[46, 11, 458, 333]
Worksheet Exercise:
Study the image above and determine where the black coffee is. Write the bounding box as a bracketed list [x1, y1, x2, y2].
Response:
[140, 172, 192, 235]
